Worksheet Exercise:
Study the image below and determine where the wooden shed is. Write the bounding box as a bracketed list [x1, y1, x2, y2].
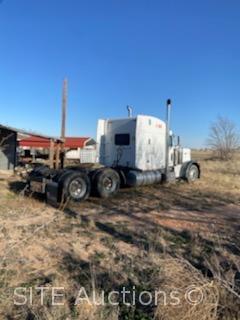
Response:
[0, 125, 17, 171]
[0, 124, 63, 171]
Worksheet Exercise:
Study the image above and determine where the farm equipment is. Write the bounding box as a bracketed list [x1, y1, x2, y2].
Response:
[27, 100, 200, 205]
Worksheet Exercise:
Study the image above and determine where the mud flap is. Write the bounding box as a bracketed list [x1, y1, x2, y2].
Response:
[46, 182, 60, 207]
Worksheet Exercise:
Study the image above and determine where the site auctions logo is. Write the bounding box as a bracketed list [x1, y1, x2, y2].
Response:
[13, 285, 206, 307]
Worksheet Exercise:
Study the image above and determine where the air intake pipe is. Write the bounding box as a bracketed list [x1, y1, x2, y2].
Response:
[127, 105, 133, 118]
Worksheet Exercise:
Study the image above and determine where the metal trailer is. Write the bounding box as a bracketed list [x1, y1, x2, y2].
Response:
[27, 100, 200, 205]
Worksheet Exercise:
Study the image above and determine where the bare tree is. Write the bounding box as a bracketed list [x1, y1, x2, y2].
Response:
[207, 116, 240, 160]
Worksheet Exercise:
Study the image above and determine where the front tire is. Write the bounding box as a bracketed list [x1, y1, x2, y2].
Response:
[94, 168, 120, 198]
[186, 164, 199, 182]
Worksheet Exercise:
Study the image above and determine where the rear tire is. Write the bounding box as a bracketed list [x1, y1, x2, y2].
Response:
[62, 171, 91, 202]
[94, 168, 120, 198]
[186, 164, 199, 182]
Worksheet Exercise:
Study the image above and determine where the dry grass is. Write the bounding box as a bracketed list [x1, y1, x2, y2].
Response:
[192, 150, 240, 204]
[0, 151, 240, 319]
[154, 257, 219, 320]
[153, 256, 240, 320]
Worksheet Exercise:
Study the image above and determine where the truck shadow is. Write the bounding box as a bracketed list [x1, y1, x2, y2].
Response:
[8, 180, 26, 193]
[64, 182, 240, 265]
[7, 177, 240, 258]
[7, 178, 240, 236]
[8, 180, 46, 202]
[5, 179, 240, 319]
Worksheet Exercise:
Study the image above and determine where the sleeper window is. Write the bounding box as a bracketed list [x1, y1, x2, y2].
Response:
[115, 134, 130, 146]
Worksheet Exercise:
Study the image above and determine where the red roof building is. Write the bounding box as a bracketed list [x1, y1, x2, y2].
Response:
[19, 135, 95, 149]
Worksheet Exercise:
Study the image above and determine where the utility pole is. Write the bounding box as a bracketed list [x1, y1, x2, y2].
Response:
[61, 78, 68, 140]
[60, 78, 68, 168]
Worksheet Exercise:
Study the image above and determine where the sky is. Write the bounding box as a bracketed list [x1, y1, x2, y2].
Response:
[0, 0, 240, 147]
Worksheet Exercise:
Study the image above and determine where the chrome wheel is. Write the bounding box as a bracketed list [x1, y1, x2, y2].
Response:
[95, 169, 120, 198]
[188, 165, 199, 182]
[69, 178, 86, 199]
[103, 177, 113, 191]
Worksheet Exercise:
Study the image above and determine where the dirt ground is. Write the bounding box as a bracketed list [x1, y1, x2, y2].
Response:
[0, 152, 240, 319]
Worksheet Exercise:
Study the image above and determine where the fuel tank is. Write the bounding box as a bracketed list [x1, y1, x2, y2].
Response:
[126, 170, 162, 187]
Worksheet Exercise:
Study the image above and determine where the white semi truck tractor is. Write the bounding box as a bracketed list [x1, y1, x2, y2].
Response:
[27, 100, 200, 204]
